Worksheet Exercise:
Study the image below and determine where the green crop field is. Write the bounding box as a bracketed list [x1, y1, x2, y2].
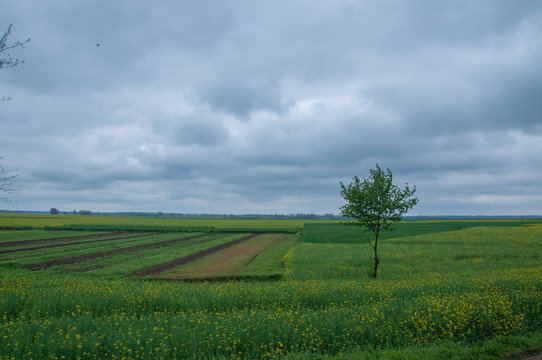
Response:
[0, 215, 541, 359]
[0, 213, 306, 233]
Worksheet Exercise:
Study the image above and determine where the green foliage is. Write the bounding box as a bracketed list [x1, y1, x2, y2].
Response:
[339, 165, 418, 235]
[340, 164, 418, 277]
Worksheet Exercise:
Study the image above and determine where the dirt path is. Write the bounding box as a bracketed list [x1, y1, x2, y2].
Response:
[23, 233, 210, 271]
[126, 233, 260, 278]
[0, 232, 159, 255]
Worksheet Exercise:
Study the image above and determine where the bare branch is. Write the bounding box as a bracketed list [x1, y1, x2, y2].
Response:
[0, 24, 31, 70]
[0, 156, 19, 203]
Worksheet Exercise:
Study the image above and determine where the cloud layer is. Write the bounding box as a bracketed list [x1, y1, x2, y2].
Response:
[2, 1, 542, 215]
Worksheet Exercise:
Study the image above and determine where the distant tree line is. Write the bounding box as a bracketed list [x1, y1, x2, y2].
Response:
[50, 208, 92, 215]
[45, 210, 342, 219]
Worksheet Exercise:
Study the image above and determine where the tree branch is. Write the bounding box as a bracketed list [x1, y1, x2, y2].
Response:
[0, 24, 31, 70]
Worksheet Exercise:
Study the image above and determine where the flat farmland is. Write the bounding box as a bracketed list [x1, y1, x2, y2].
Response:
[0, 213, 305, 233]
[1, 216, 542, 359]
[0, 230, 295, 280]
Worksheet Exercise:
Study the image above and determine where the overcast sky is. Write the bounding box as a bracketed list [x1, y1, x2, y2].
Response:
[1, 1, 542, 215]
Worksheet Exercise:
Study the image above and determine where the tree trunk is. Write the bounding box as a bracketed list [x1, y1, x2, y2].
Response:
[372, 249, 379, 278]
[372, 230, 380, 278]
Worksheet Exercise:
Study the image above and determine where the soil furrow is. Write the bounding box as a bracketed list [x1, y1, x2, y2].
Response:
[126, 233, 260, 278]
[23, 233, 210, 271]
[0, 232, 161, 255]
[0, 232, 121, 248]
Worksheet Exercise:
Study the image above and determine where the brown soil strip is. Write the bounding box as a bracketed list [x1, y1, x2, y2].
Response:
[239, 233, 283, 269]
[175, 234, 280, 279]
[0, 232, 121, 248]
[126, 233, 261, 278]
[0, 232, 161, 255]
[23, 233, 210, 271]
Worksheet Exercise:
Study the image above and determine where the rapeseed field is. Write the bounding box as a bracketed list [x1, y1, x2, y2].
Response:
[0, 219, 541, 359]
[0, 213, 305, 233]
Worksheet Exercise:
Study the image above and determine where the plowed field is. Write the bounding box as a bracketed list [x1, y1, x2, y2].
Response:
[158, 233, 283, 280]
[0, 230, 297, 280]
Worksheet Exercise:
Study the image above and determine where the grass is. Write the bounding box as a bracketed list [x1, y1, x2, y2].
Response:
[300, 220, 542, 244]
[0, 230, 99, 244]
[0, 217, 541, 359]
[1, 274, 540, 358]
[284, 331, 542, 359]
[239, 233, 299, 277]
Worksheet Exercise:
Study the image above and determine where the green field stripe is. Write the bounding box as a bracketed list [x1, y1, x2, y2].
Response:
[0, 213, 306, 232]
[159, 234, 281, 279]
[57, 233, 230, 275]
[18, 233, 206, 267]
[0, 230, 98, 244]
[238, 234, 298, 276]
[127, 233, 261, 277]
[12, 233, 203, 268]
[22, 233, 210, 270]
[0, 232, 161, 254]
[0, 231, 168, 257]
[0, 231, 121, 248]
[0, 233, 189, 264]
[55, 234, 224, 275]
[300, 220, 542, 243]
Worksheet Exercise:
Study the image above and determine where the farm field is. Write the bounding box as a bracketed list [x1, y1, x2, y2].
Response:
[0, 213, 306, 233]
[0, 216, 541, 359]
[0, 230, 295, 280]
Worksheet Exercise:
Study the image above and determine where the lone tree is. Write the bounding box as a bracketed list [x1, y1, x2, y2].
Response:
[340, 164, 418, 278]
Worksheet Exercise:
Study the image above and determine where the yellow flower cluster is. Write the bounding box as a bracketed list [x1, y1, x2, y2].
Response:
[1, 268, 540, 359]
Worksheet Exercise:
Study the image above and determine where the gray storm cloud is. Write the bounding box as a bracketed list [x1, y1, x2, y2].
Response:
[1, 0, 542, 215]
